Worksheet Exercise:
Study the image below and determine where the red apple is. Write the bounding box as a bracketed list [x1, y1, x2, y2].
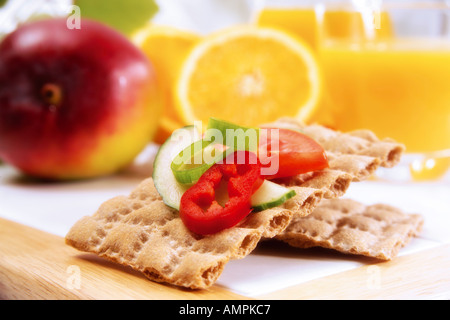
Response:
[0, 18, 161, 179]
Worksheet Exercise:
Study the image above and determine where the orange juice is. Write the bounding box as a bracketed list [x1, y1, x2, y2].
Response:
[256, 8, 392, 51]
[320, 39, 450, 153]
[256, 8, 318, 50]
[322, 10, 392, 40]
[255, 7, 394, 128]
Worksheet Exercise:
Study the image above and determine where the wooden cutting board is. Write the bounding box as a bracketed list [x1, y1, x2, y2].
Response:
[0, 218, 246, 300]
[1, 217, 449, 300]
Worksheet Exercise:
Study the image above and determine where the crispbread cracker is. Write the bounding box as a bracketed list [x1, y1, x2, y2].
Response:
[266, 118, 405, 181]
[276, 198, 424, 260]
[66, 178, 322, 289]
[65, 119, 405, 289]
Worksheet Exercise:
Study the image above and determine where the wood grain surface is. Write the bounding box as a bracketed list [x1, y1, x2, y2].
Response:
[0, 218, 246, 300]
[257, 243, 450, 299]
[0, 217, 449, 300]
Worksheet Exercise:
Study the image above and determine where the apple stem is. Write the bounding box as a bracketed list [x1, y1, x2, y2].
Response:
[41, 83, 62, 108]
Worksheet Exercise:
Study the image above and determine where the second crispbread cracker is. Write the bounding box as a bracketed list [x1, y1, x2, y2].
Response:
[65, 118, 406, 289]
[276, 198, 424, 260]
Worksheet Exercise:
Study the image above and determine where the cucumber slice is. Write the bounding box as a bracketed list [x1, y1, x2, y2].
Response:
[154, 120, 295, 212]
[170, 139, 230, 184]
[205, 117, 259, 153]
[170, 118, 260, 184]
[251, 180, 296, 211]
[153, 126, 201, 210]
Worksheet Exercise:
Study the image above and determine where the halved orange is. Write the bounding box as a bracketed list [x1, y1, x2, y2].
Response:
[132, 24, 201, 143]
[174, 26, 321, 128]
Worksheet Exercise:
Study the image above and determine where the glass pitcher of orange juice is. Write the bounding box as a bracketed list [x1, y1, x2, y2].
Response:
[317, 0, 450, 180]
[254, 0, 450, 181]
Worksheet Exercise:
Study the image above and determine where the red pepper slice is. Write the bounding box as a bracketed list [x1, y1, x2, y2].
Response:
[179, 151, 263, 235]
